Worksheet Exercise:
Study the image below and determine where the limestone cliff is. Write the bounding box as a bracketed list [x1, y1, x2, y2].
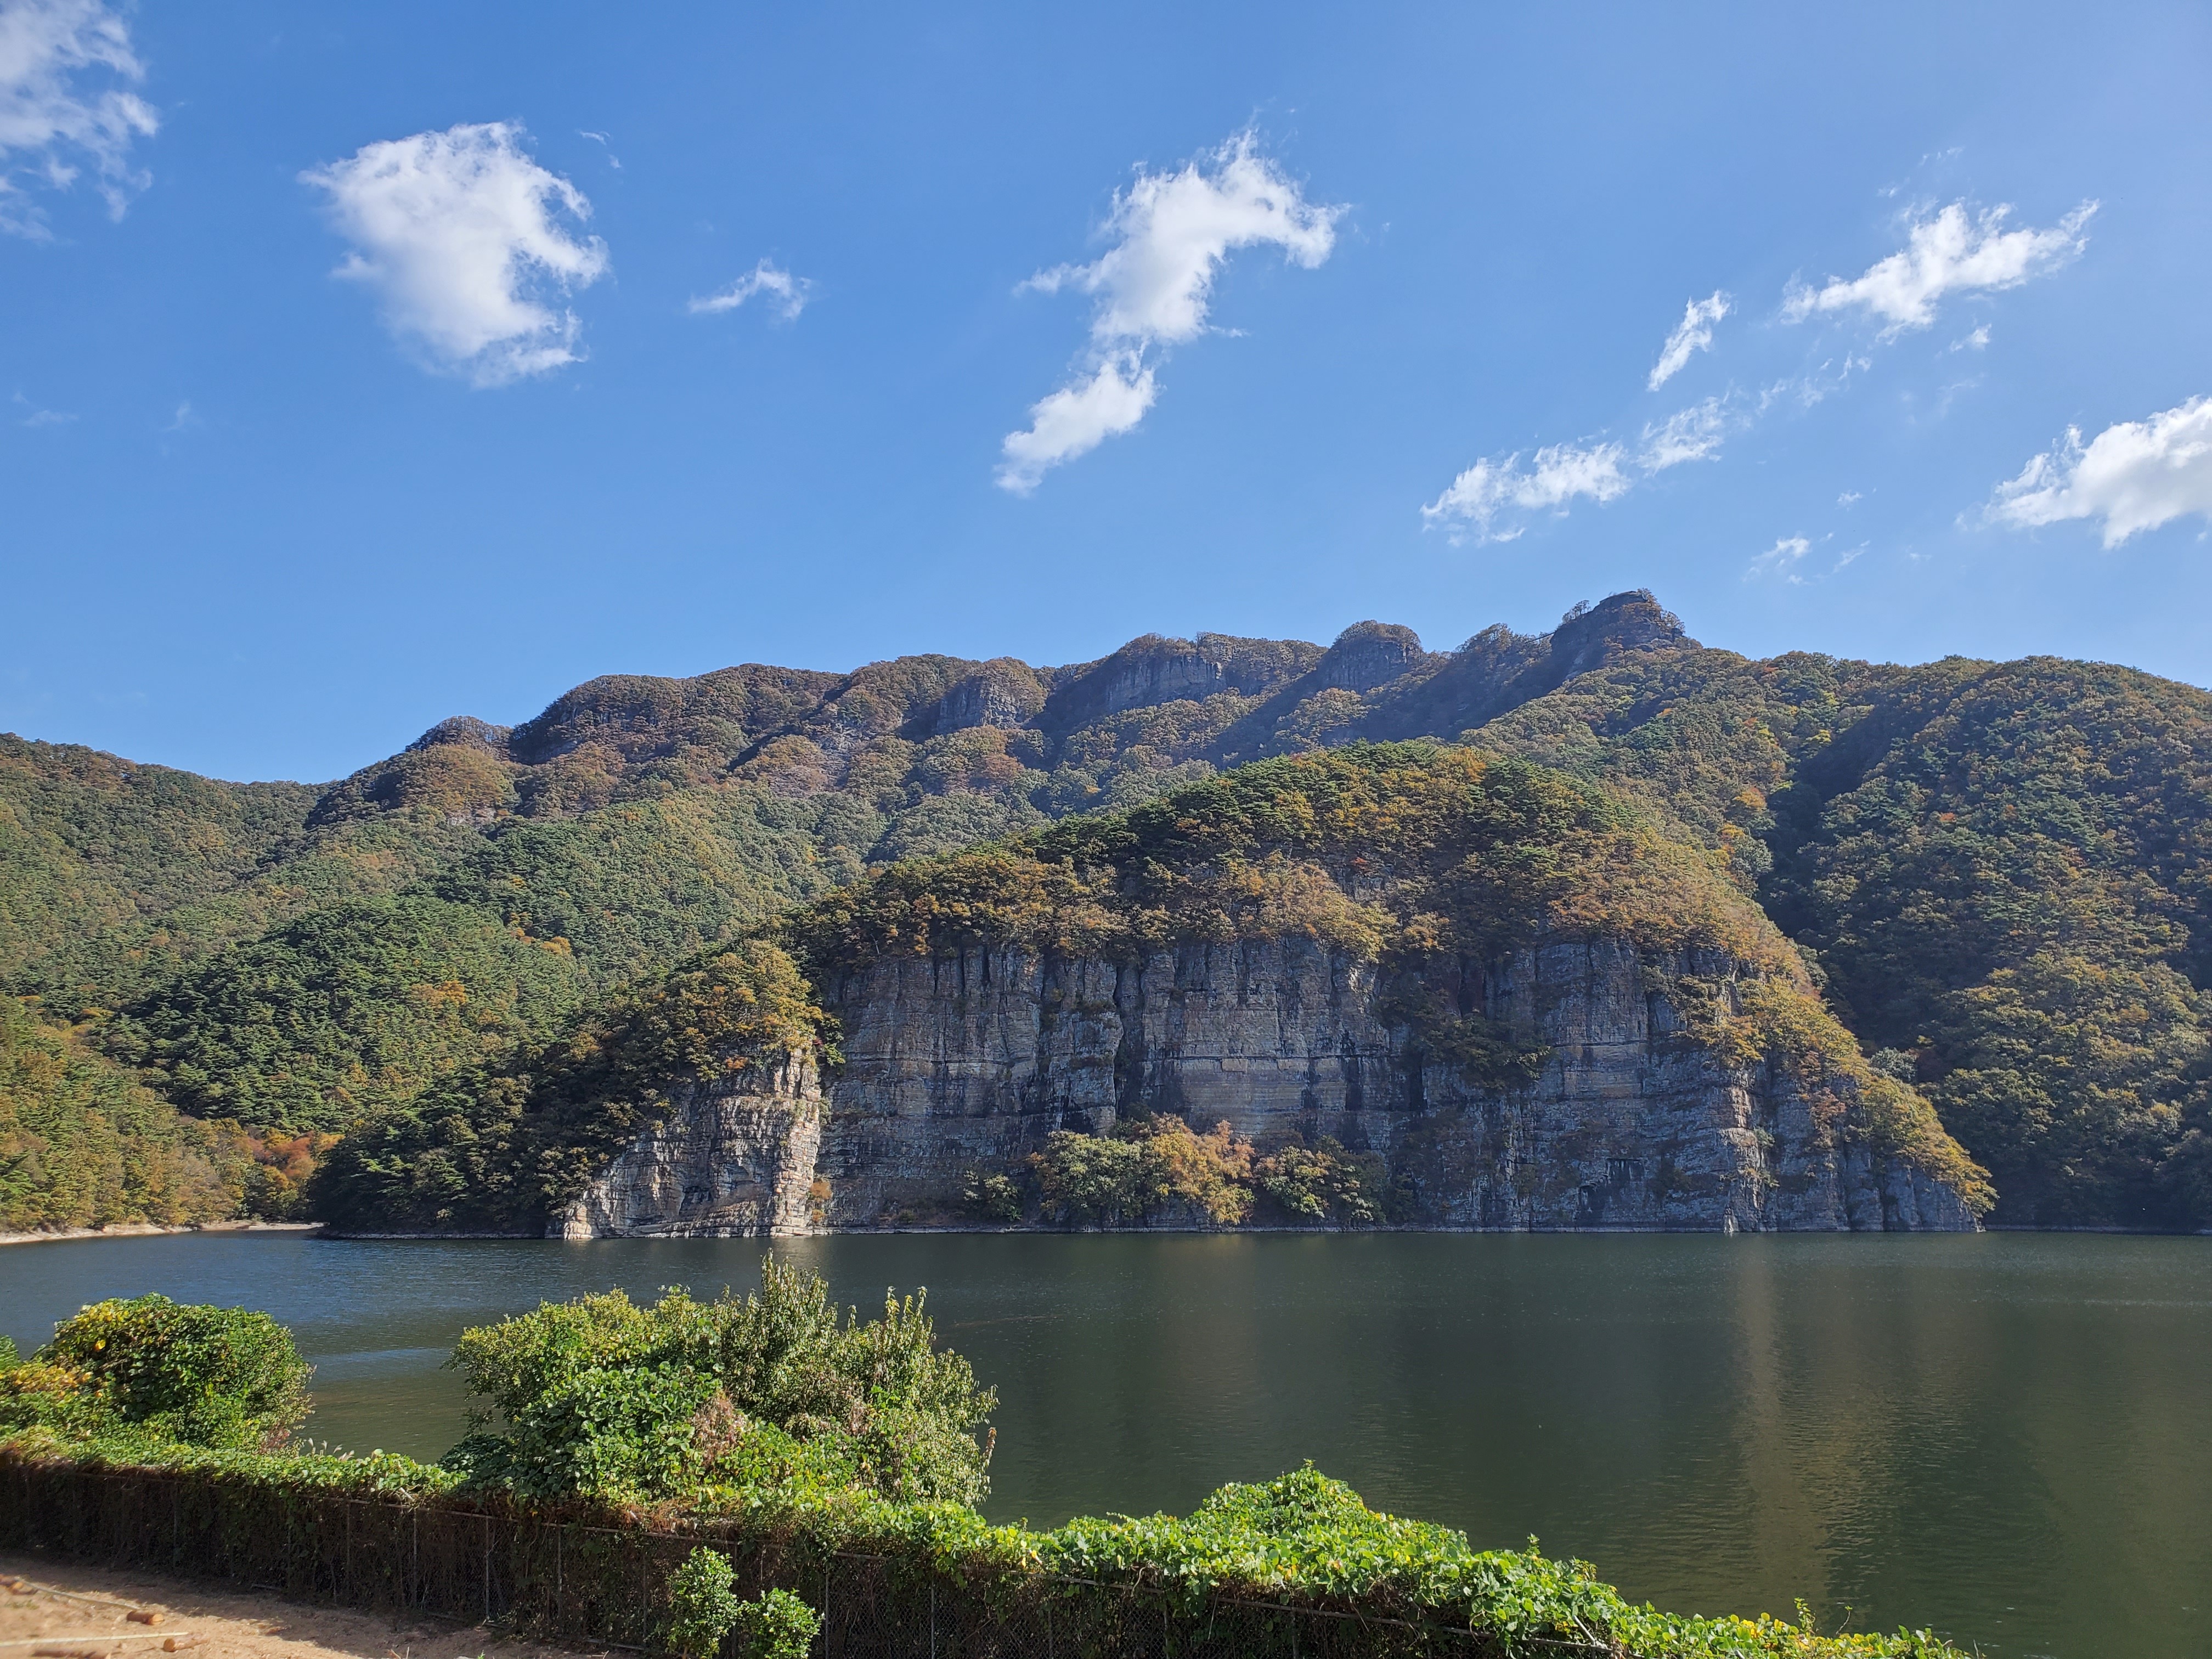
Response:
[552, 745, 1987, 1238]
[560, 935, 1977, 1235]
[820, 935, 1976, 1231]
[555, 1051, 823, 1239]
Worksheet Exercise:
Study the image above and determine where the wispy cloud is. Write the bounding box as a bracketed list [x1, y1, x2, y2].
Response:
[577, 129, 620, 170]
[998, 132, 1342, 494]
[1783, 200, 2095, 336]
[1986, 395, 2212, 548]
[303, 122, 610, 387]
[13, 391, 74, 426]
[1428, 191, 2100, 546]
[1638, 394, 1738, 469]
[1746, 535, 1811, 581]
[690, 259, 811, 322]
[1426, 394, 1740, 543]
[0, 0, 157, 238]
[1421, 441, 1630, 543]
[1648, 291, 1730, 390]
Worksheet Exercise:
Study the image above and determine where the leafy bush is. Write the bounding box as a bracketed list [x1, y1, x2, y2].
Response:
[732, 1588, 819, 1659]
[668, 1547, 743, 1659]
[0, 1295, 311, 1450]
[443, 1260, 995, 1507]
[1026, 1118, 1388, 1228]
[957, 1170, 1023, 1224]
[1254, 1137, 1387, 1224]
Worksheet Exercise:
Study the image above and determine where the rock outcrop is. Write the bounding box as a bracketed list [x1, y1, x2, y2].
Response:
[558, 935, 1978, 1237]
[555, 1051, 823, 1239]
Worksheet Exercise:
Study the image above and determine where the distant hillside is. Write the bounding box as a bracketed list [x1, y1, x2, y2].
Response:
[4, 590, 2209, 1228]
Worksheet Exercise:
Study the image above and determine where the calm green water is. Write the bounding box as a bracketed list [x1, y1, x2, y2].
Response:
[2, 1232, 2206, 1657]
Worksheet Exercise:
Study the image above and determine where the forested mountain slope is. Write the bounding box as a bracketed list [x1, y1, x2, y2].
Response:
[4, 589, 2208, 1228]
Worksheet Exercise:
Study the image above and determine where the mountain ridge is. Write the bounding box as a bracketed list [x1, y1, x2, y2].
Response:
[5, 588, 2209, 1229]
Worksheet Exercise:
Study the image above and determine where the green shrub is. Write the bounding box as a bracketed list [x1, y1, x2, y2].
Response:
[444, 1260, 995, 1508]
[668, 1547, 742, 1659]
[0, 1294, 311, 1450]
[958, 1170, 1023, 1223]
[1026, 1119, 1388, 1228]
[732, 1588, 818, 1659]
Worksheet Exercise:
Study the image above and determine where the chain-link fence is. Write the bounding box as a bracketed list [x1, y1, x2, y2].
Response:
[0, 1459, 1542, 1658]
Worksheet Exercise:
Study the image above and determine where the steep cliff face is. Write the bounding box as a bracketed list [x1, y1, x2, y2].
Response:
[556, 1050, 823, 1238]
[807, 935, 1975, 1232]
[560, 935, 1976, 1235]
[549, 744, 1985, 1238]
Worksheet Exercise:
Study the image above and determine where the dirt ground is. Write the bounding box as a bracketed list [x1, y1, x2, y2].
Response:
[0, 1555, 618, 1659]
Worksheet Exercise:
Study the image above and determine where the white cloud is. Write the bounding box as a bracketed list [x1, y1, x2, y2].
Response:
[1987, 396, 2212, 548]
[997, 358, 1158, 494]
[690, 259, 811, 322]
[1949, 324, 1991, 353]
[0, 0, 156, 238]
[1837, 489, 1863, 507]
[1648, 291, 1730, 390]
[1000, 132, 1342, 491]
[1427, 394, 1740, 543]
[1638, 395, 1736, 470]
[1746, 535, 1810, 580]
[302, 122, 609, 387]
[1420, 441, 1630, 543]
[1783, 200, 2095, 336]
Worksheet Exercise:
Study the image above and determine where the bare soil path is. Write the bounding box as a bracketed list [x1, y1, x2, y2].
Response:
[0, 1556, 614, 1659]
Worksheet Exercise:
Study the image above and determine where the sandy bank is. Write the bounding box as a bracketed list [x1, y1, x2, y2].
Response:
[0, 1223, 321, 1249]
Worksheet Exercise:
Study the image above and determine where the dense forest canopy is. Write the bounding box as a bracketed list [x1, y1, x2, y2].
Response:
[4, 589, 2208, 1228]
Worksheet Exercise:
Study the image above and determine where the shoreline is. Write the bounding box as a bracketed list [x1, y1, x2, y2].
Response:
[14, 1220, 2204, 1246]
[0, 1220, 322, 1248]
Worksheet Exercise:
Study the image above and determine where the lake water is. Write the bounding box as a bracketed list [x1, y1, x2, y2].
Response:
[2, 1232, 2206, 1658]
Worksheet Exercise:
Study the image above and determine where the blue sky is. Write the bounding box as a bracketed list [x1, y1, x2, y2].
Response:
[3, 0, 2209, 783]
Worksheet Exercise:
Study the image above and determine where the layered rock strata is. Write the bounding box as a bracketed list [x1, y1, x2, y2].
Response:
[554, 1051, 823, 1239]
[558, 937, 1978, 1236]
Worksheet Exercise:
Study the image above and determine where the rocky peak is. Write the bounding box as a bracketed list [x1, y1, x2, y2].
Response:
[1545, 591, 1688, 681]
[1042, 632, 1323, 730]
[1314, 622, 1430, 693]
[920, 660, 1050, 736]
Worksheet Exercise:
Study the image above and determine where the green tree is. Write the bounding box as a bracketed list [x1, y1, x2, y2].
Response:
[0, 1294, 312, 1451]
[442, 1260, 995, 1508]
